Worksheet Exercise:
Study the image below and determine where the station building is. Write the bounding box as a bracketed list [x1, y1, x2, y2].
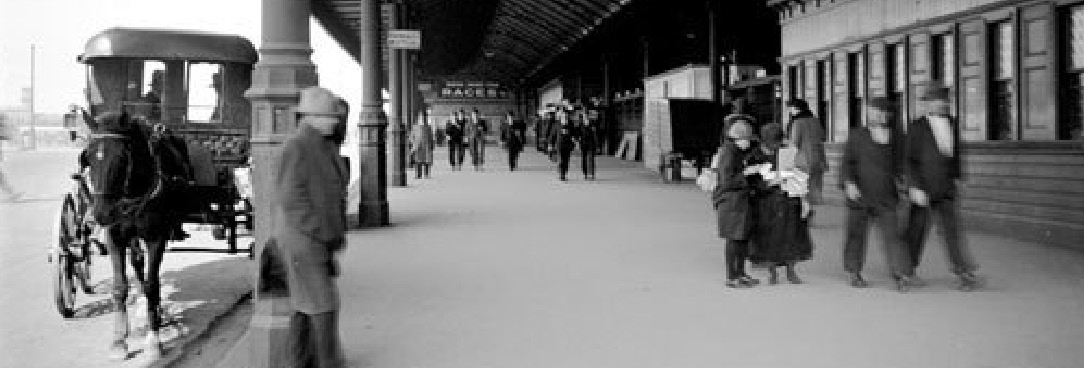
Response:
[768, 0, 1084, 247]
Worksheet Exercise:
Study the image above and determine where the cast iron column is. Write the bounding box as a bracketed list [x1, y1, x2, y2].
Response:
[244, 0, 318, 365]
[358, 0, 390, 225]
[708, 0, 722, 105]
[246, 0, 317, 262]
[386, 2, 407, 187]
[401, 49, 413, 129]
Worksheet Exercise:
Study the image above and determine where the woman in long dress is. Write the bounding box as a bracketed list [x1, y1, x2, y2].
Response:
[409, 112, 435, 178]
[748, 123, 813, 284]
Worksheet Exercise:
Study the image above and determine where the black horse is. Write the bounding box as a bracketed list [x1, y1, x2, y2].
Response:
[82, 111, 192, 360]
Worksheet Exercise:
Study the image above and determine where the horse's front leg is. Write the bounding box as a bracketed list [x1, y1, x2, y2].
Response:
[128, 237, 146, 295]
[142, 237, 167, 359]
[104, 227, 130, 360]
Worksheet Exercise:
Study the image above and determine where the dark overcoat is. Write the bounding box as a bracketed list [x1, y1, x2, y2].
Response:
[272, 125, 348, 314]
[905, 115, 962, 201]
[712, 140, 756, 240]
[788, 114, 828, 174]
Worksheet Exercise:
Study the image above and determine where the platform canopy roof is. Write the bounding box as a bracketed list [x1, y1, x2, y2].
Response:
[312, 0, 636, 85]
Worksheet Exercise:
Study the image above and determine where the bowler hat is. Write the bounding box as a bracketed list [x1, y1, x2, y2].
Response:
[920, 84, 951, 101]
[296, 86, 346, 116]
[868, 96, 894, 111]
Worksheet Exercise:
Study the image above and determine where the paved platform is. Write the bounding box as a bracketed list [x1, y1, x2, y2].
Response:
[221, 147, 1084, 368]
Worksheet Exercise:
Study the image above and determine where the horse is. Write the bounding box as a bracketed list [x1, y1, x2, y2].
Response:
[82, 111, 192, 360]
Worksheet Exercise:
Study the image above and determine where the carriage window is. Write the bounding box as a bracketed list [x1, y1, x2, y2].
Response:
[139, 61, 165, 122]
[188, 63, 224, 123]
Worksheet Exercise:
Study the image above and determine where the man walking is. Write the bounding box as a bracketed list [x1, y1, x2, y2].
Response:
[445, 111, 465, 170]
[578, 109, 599, 180]
[839, 97, 919, 292]
[549, 107, 577, 181]
[467, 109, 487, 171]
[0, 115, 23, 202]
[904, 84, 981, 291]
[273, 86, 349, 367]
[502, 111, 526, 171]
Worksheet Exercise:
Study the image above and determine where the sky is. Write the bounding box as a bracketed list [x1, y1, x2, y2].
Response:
[0, 0, 362, 124]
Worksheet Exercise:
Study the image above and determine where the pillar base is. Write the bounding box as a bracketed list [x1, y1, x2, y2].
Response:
[356, 200, 389, 228]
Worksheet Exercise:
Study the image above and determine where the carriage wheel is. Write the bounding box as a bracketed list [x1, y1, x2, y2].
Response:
[54, 195, 79, 317]
[54, 255, 76, 318]
[61, 194, 95, 294]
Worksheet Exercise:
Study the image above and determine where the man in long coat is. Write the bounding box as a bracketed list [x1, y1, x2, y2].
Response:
[904, 85, 980, 291]
[410, 111, 435, 178]
[273, 86, 349, 367]
[502, 111, 526, 171]
[445, 111, 465, 170]
[548, 108, 578, 181]
[839, 97, 920, 292]
[578, 110, 599, 180]
[467, 109, 488, 171]
[786, 99, 828, 207]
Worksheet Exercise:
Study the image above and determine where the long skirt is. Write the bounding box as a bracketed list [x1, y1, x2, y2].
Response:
[749, 189, 812, 264]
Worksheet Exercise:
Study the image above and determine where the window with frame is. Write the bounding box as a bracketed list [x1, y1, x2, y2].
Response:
[990, 20, 1015, 140]
[886, 44, 904, 124]
[788, 65, 800, 101]
[847, 52, 864, 128]
[817, 59, 830, 125]
[931, 33, 956, 87]
[1062, 5, 1084, 140]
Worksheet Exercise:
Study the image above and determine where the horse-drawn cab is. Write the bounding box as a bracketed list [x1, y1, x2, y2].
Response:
[75, 27, 257, 252]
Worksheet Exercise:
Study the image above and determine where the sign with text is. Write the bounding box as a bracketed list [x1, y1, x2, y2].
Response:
[387, 29, 421, 49]
[439, 81, 510, 99]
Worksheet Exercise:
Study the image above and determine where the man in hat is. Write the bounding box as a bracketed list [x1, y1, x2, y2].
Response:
[904, 84, 980, 291]
[785, 99, 828, 211]
[577, 108, 599, 180]
[273, 86, 349, 367]
[549, 106, 578, 181]
[839, 96, 920, 291]
[445, 110, 466, 170]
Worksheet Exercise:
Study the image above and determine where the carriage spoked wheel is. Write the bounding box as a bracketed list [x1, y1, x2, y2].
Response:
[54, 194, 82, 318]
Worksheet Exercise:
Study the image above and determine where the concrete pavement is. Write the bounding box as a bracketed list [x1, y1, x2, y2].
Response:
[220, 147, 1084, 368]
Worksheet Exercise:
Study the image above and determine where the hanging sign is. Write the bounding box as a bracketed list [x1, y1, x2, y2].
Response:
[388, 30, 422, 50]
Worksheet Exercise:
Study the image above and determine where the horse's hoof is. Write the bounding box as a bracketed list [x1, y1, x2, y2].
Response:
[109, 341, 128, 360]
[144, 334, 164, 360]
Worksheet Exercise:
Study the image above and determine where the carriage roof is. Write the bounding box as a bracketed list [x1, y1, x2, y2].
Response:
[78, 27, 257, 64]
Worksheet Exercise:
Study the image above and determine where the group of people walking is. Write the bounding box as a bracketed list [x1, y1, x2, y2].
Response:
[541, 102, 600, 181]
[712, 82, 980, 292]
[440, 109, 488, 171]
[409, 108, 528, 178]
